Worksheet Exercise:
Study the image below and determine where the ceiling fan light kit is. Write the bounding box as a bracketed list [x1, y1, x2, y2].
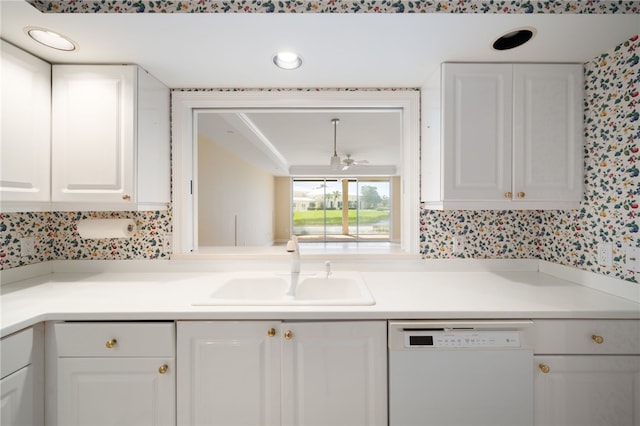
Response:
[330, 154, 342, 170]
[329, 117, 370, 171]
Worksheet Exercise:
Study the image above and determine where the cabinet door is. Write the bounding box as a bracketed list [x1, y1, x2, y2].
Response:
[57, 358, 175, 426]
[513, 64, 583, 203]
[535, 355, 640, 426]
[177, 321, 281, 426]
[0, 40, 51, 203]
[52, 65, 135, 203]
[0, 366, 34, 426]
[281, 321, 387, 426]
[441, 63, 513, 201]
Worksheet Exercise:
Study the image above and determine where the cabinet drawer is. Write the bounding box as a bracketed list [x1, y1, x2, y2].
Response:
[532, 320, 640, 354]
[0, 327, 33, 379]
[54, 322, 174, 357]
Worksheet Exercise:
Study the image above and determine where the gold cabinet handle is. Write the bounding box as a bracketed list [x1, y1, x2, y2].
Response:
[106, 339, 117, 349]
[504, 192, 512, 199]
[267, 328, 276, 337]
[122, 194, 131, 200]
[592, 334, 604, 344]
[284, 330, 293, 340]
[158, 364, 168, 374]
[517, 192, 526, 198]
[539, 364, 550, 374]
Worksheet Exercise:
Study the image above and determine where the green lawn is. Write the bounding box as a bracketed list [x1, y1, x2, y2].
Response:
[293, 209, 389, 226]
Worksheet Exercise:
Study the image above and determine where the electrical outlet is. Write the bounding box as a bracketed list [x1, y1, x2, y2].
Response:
[453, 235, 465, 253]
[597, 242, 612, 267]
[20, 237, 36, 257]
[625, 245, 639, 272]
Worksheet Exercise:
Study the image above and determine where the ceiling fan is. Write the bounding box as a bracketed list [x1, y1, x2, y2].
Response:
[341, 154, 369, 170]
[329, 118, 369, 170]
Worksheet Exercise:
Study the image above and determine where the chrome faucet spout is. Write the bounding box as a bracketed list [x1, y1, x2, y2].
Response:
[286, 235, 300, 274]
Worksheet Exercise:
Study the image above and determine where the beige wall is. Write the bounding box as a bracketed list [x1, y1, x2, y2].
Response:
[198, 134, 275, 246]
[274, 177, 292, 243]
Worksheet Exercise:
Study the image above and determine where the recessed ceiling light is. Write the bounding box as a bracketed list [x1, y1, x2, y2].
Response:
[24, 27, 77, 51]
[273, 51, 303, 70]
[492, 27, 536, 51]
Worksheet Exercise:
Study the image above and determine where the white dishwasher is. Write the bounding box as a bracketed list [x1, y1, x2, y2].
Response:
[389, 320, 534, 426]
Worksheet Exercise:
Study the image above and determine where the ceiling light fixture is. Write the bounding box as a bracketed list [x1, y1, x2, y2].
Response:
[273, 51, 302, 70]
[492, 27, 536, 51]
[25, 27, 77, 51]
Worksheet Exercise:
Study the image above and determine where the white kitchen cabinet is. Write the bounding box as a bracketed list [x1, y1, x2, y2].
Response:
[177, 320, 387, 426]
[177, 321, 281, 425]
[47, 322, 175, 426]
[0, 324, 44, 426]
[52, 65, 170, 210]
[0, 40, 51, 207]
[532, 320, 640, 426]
[422, 63, 583, 210]
[281, 321, 387, 426]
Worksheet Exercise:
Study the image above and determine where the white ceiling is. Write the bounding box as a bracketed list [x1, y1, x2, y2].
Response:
[197, 110, 403, 176]
[1, 0, 638, 175]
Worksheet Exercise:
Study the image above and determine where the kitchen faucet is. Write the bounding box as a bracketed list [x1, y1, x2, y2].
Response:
[285, 235, 300, 297]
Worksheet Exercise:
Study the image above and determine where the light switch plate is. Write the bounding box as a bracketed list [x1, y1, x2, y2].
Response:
[625, 245, 639, 272]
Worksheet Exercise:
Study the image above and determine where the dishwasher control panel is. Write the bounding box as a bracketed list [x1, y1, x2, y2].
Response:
[405, 330, 521, 348]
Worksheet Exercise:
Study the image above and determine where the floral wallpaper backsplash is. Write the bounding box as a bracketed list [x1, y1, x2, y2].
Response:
[420, 34, 639, 284]
[1, 35, 638, 285]
[0, 210, 172, 269]
[27, 0, 640, 14]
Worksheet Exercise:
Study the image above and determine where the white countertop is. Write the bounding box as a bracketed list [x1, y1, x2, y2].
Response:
[2, 260, 639, 337]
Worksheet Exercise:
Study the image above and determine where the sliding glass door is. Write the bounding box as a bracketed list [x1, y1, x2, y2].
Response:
[292, 178, 390, 242]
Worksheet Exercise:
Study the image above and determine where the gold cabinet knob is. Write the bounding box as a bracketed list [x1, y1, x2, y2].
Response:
[592, 334, 604, 344]
[106, 339, 117, 349]
[517, 192, 526, 198]
[539, 364, 550, 374]
[158, 364, 168, 374]
[504, 192, 512, 199]
[267, 328, 276, 337]
[122, 194, 131, 200]
[284, 330, 293, 340]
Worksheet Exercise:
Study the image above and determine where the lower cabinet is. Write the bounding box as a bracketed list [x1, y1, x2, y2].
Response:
[532, 320, 640, 426]
[0, 324, 44, 426]
[46, 322, 175, 426]
[177, 320, 387, 426]
[535, 355, 640, 426]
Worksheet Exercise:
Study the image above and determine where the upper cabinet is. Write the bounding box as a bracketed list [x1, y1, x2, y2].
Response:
[422, 63, 583, 210]
[52, 65, 170, 210]
[0, 40, 51, 205]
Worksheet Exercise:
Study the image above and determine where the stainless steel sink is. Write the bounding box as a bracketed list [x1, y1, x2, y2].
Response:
[193, 272, 375, 306]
